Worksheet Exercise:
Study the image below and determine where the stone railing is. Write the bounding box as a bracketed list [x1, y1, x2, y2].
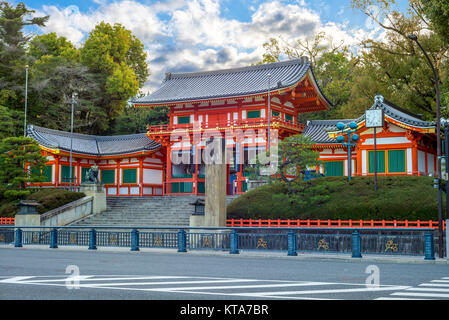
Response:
[40, 196, 93, 227]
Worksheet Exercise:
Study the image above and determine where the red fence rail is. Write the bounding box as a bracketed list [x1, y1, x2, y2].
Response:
[2, 217, 446, 230]
[226, 218, 446, 230]
[0, 217, 15, 225]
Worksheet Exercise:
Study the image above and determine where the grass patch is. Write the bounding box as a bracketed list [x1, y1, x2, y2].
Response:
[227, 176, 442, 220]
[0, 188, 85, 217]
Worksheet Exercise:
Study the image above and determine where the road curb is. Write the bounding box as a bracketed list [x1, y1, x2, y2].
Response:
[1, 244, 448, 264]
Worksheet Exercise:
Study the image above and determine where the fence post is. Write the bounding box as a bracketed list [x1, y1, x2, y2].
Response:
[14, 228, 22, 248]
[230, 229, 239, 254]
[177, 230, 187, 253]
[424, 232, 435, 260]
[287, 231, 297, 256]
[88, 228, 97, 250]
[131, 229, 139, 251]
[50, 228, 58, 249]
[352, 230, 362, 258]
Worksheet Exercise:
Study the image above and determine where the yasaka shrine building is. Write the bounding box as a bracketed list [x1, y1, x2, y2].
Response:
[27, 58, 437, 196]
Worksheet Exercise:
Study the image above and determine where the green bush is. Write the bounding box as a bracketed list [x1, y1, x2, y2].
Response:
[227, 176, 441, 221]
[0, 188, 85, 217]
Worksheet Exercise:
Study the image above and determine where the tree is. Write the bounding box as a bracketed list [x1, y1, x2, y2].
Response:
[347, 0, 449, 120]
[0, 2, 48, 109]
[417, 0, 449, 44]
[0, 136, 47, 199]
[30, 58, 106, 134]
[112, 105, 169, 135]
[28, 32, 79, 63]
[0, 104, 22, 137]
[274, 134, 321, 193]
[257, 33, 358, 120]
[80, 22, 149, 133]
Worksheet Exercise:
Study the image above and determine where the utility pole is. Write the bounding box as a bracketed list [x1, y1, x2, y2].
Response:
[24, 65, 29, 137]
[408, 34, 444, 258]
[69, 92, 77, 192]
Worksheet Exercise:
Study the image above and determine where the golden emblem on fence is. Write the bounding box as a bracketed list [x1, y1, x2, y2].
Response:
[109, 233, 117, 245]
[69, 233, 77, 244]
[202, 236, 212, 248]
[317, 239, 329, 250]
[385, 239, 398, 252]
[32, 232, 39, 243]
[153, 235, 162, 247]
[256, 237, 268, 249]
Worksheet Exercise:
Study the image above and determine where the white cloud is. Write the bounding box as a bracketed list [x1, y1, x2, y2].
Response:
[34, 0, 375, 92]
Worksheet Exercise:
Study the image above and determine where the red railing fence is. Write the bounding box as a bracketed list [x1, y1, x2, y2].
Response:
[1, 217, 446, 230]
[0, 217, 15, 225]
[226, 218, 446, 230]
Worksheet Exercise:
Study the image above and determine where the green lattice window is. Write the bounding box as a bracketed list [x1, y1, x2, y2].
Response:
[101, 169, 115, 184]
[81, 167, 90, 183]
[324, 161, 344, 176]
[272, 111, 280, 117]
[197, 182, 205, 194]
[31, 165, 52, 182]
[285, 114, 293, 122]
[61, 165, 75, 183]
[178, 116, 190, 124]
[171, 182, 193, 193]
[388, 150, 405, 173]
[122, 168, 137, 184]
[369, 151, 386, 173]
[247, 110, 260, 119]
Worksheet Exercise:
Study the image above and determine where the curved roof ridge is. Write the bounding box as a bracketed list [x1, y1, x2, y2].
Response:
[168, 58, 310, 79]
[27, 124, 160, 156]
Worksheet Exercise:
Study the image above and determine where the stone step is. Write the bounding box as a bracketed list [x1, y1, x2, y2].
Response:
[72, 194, 242, 227]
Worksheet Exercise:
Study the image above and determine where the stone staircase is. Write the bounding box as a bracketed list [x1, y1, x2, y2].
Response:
[71, 195, 240, 227]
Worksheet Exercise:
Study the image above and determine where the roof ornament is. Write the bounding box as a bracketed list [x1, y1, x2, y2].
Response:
[277, 81, 282, 88]
[300, 56, 309, 64]
[165, 72, 172, 81]
[374, 94, 384, 108]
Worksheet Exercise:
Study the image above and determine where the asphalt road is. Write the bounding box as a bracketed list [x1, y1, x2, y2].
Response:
[1, 246, 448, 303]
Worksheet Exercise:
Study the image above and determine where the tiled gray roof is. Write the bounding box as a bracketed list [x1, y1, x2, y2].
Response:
[303, 119, 355, 144]
[303, 95, 435, 144]
[357, 95, 435, 129]
[27, 125, 160, 156]
[133, 58, 332, 106]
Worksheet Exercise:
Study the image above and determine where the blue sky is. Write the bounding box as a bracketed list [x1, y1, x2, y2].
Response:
[21, 0, 410, 92]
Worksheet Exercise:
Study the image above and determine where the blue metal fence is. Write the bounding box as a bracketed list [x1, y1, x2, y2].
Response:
[0, 225, 437, 260]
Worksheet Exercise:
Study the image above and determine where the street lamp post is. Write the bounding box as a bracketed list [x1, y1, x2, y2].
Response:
[69, 92, 77, 192]
[443, 118, 449, 259]
[408, 34, 444, 258]
[336, 122, 359, 181]
[23, 65, 29, 137]
[267, 73, 272, 152]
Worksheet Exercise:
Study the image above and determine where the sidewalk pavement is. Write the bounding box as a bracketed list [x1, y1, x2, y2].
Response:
[1, 243, 448, 265]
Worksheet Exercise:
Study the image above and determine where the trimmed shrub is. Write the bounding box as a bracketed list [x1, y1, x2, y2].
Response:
[227, 176, 441, 221]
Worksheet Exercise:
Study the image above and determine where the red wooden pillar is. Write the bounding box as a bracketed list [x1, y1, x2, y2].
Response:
[167, 145, 172, 194]
[55, 155, 60, 187]
[412, 145, 418, 175]
[139, 157, 144, 196]
[116, 159, 121, 195]
[76, 159, 81, 185]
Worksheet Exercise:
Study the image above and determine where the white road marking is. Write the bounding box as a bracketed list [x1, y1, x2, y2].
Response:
[0, 276, 35, 283]
[377, 277, 449, 300]
[405, 287, 449, 293]
[418, 283, 449, 287]
[226, 286, 410, 297]
[0, 275, 429, 300]
[79, 279, 262, 288]
[391, 292, 449, 299]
